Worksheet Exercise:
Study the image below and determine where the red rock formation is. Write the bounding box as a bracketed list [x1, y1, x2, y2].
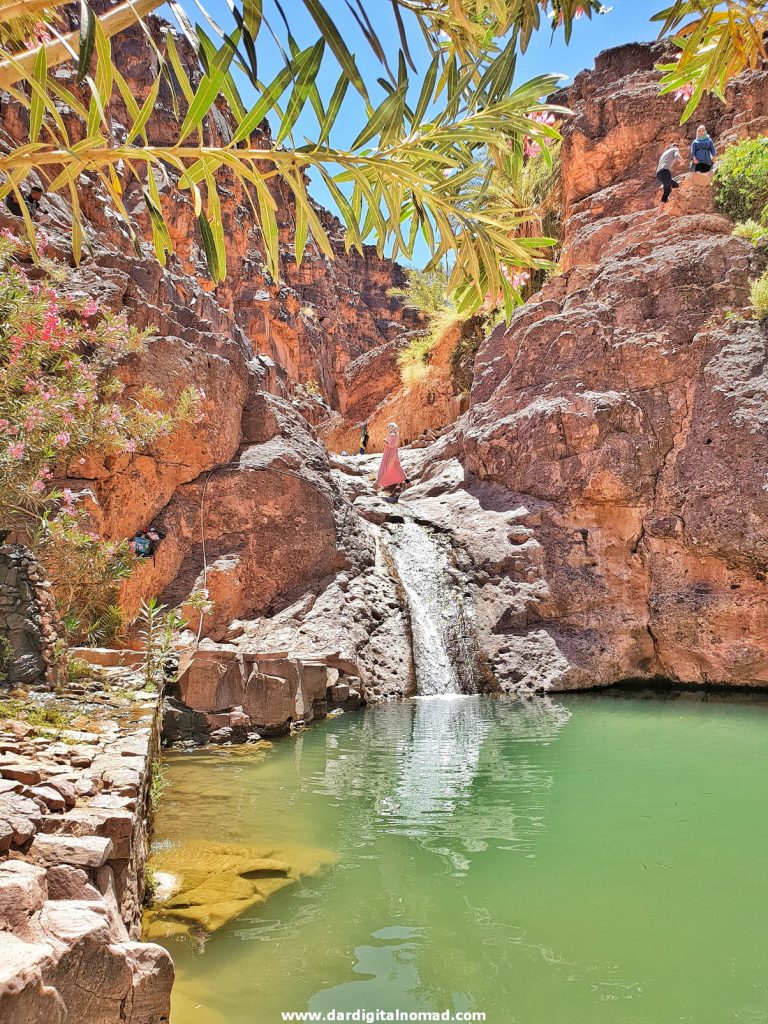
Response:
[416, 43, 768, 691]
[323, 317, 481, 454]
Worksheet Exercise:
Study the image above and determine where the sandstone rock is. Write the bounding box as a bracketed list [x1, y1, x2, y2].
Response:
[0, 792, 44, 845]
[416, 43, 768, 691]
[29, 834, 114, 868]
[144, 839, 335, 937]
[45, 865, 101, 902]
[43, 778, 77, 807]
[121, 941, 174, 1024]
[28, 786, 66, 813]
[0, 765, 43, 786]
[0, 931, 64, 1024]
[0, 861, 48, 931]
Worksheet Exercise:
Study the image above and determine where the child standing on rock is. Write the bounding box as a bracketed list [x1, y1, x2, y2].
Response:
[656, 144, 683, 203]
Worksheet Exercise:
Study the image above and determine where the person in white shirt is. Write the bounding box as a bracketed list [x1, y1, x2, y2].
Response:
[656, 144, 683, 204]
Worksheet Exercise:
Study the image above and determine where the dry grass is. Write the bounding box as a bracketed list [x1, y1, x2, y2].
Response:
[751, 270, 768, 320]
[398, 312, 463, 385]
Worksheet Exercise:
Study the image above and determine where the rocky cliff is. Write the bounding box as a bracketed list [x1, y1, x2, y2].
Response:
[172, 42, 768, 704]
[4, 30, 766, 706]
[418, 42, 768, 691]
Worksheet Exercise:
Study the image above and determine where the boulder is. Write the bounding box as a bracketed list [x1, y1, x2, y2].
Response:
[29, 834, 114, 869]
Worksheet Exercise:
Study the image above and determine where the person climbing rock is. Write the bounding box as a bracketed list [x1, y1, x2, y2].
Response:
[656, 144, 683, 204]
[358, 421, 369, 456]
[376, 421, 407, 497]
[690, 124, 716, 173]
[129, 526, 165, 559]
[6, 185, 44, 218]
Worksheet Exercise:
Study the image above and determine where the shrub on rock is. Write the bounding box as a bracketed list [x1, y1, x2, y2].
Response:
[715, 136, 768, 223]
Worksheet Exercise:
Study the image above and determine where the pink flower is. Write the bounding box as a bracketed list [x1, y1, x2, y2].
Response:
[40, 465, 52, 480]
[62, 488, 74, 504]
[82, 298, 99, 317]
[501, 265, 530, 291]
[74, 391, 88, 410]
[7, 442, 25, 459]
[675, 82, 694, 103]
[54, 431, 70, 448]
[0, 419, 8, 433]
[32, 479, 45, 493]
[529, 110, 557, 127]
[125, 439, 137, 452]
[62, 412, 74, 424]
[524, 138, 542, 159]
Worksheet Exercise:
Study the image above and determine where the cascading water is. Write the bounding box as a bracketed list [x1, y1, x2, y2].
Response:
[382, 517, 486, 697]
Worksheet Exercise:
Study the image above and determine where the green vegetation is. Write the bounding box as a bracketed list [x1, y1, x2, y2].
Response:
[0, 634, 11, 682]
[149, 760, 168, 811]
[714, 137, 768, 224]
[751, 270, 768, 320]
[143, 864, 158, 906]
[656, 3, 768, 122]
[733, 219, 768, 245]
[0, 697, 74, 730]
[65, 656, 94, 683]
[0, 2, 763, 314]
[388, 268, 456, 319]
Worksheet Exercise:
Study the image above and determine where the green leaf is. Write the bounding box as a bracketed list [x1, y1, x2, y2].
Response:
[77, 1, 96, 85]
[179, 31, 238, 142]
[276, 37, 325, 144]
[230, 50, 310, 145]
[29, 45, 46, 144]
[294, 193, 308, 265]
[197, 25, 246, 120]
[351, 82, 407, 150]
[197, 210, 220, 282]
[412, 52, 439, 128]
[125, 76, 161, 145]
[318, 71, 349, 145]
[243, 0, 262, 38]
[300, 0, 368, 100]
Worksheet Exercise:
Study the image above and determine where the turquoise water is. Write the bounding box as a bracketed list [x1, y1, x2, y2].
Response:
[150, 695, 768, 1024]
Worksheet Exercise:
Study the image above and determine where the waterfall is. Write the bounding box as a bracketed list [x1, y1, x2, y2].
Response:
[382, 518, 486, 697]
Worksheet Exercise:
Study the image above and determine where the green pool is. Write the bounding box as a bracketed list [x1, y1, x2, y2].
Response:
[149, 694, 768, 1024]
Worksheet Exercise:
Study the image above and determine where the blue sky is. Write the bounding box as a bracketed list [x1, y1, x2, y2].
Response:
[164, 1, 665, 264]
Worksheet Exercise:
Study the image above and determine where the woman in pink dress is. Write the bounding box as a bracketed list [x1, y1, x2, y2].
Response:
[376, 422, 407, 491]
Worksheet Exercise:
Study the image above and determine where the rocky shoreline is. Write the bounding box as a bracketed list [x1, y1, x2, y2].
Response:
[0, 669, 173, 1023]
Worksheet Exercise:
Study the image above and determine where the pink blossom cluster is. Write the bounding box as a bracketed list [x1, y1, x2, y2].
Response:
[523, 110, 558, 160]
[501, 266, 531, 290]
[23, 22, 53, 50]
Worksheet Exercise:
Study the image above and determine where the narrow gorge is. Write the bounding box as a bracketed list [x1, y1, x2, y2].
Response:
[1, 5, 768, 1024]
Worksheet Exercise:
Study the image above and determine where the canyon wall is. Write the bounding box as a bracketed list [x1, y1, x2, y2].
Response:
[0, 13, 419, 642]
[419, 43, 768, 691]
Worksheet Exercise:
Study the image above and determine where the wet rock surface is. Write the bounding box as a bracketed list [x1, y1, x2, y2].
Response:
[144, 839, 336, 937]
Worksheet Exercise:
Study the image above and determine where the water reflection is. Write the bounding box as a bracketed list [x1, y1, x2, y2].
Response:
[301, 695, 571, 875]
[151, 696, 768, 1024]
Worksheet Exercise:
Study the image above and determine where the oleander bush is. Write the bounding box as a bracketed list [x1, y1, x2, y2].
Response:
[0, 234, 201, 642]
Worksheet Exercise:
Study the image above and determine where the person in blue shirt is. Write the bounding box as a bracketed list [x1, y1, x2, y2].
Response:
[690, 125, 717, 173]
